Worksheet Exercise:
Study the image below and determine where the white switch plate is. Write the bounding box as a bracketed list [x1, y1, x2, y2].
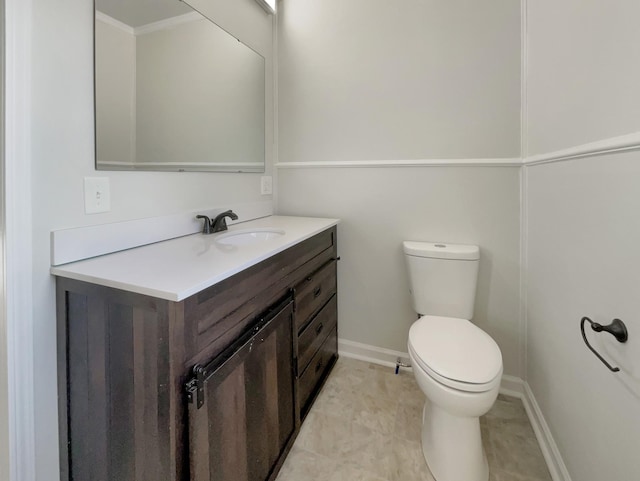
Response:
[84, 177, 111, 214]
[260, 175, 273, 195]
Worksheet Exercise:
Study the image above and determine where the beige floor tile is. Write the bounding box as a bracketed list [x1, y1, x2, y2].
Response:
[485, 403, 552, 481]
[490, 469, 548, 481]
[277, 358, 551, 481]
[313, 377, 359, 419]
[489, 431, 552, 481]
[337, 429, 395, 476]
[276, 446, 336, 481]
[351, 390, 399, 435]
[296, 411, 372, 459]
[394, 400, 423, 442]
[486, 395, 529, 424]
[385, 437, 435, 481]
[327, 358, 371, 388]
[327, 463, 389, 481]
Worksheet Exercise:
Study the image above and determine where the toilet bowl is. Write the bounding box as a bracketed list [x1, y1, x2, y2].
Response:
[408, 315, 502, 481]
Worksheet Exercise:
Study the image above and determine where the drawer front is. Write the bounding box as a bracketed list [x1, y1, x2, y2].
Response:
[298, 326, 337, 416]
[297, 295, 337, 373]
[295, 260, 337, 332]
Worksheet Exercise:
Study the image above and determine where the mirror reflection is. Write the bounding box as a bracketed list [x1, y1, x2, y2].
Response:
[95, 0, 265, 172]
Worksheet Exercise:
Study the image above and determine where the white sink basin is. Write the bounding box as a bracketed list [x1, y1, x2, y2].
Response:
[215, 228, 285, 246]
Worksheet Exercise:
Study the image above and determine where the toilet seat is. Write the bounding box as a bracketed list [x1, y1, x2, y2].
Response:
[408, 315, 502, 393]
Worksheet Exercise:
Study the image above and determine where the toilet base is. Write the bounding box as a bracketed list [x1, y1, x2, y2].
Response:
[421, 398, 489, 481]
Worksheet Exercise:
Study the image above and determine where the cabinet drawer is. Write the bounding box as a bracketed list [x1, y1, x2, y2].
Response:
[297, 295, 337, 373]
[295, 260, 337, 332]
[298, 326, 337, 416]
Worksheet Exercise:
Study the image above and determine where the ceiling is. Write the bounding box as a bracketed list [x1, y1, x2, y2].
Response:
[96, 0, 194, 28]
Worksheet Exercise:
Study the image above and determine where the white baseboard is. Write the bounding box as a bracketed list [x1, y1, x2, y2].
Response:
[522, 384, 573, 481]
[338, 338, 571, 481]
[338, 338, 411, 370]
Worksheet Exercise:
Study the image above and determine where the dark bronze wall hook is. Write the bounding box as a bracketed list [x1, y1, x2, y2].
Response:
[580, 317, 628, 372]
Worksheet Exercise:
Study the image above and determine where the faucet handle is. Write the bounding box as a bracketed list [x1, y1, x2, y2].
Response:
[196, 215, 212, 234]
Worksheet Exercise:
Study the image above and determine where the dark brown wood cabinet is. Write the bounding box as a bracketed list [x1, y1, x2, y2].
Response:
[187, 297, 295, 481]
[57, 227, 338, 481]
[293, 260, 338, 418]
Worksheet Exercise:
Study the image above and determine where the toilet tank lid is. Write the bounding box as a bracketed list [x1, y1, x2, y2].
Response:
[403, 241, 479, 260]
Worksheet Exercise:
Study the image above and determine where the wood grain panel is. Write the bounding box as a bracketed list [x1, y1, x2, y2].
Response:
[276, 320, 295, 452]
[59, 279, 181, 481]
[264, 333, 280, 472]
[108, 302, 135, 480]
[297, 295, 337, 373]
[184, 228, 336, 362]
[66, 291, 90, 481]
[245, 337, 269, 481]
[211, 366, 248, 481]
[294, 260, 337, 332]
[56, 287, 70, 481]
[299, 327, 338, 418]
[188, 300, 295, 481]
[132, 308, 147, 481]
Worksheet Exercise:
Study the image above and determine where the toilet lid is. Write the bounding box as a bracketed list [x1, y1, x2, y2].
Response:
[408, 316, 502, 390]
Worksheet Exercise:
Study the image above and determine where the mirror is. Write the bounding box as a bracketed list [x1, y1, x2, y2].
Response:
[94, 0, 265, 172]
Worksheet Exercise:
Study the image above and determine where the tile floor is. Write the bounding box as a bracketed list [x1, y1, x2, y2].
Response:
[276, 357, 552, 481]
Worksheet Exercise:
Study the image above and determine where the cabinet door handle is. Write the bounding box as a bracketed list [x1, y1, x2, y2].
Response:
[313, 286, 322, 298]
[315, 358, 324, 374]
[315, 323, 324, 335]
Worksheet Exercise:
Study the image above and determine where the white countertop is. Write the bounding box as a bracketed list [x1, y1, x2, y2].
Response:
[50, 216, 339, 301]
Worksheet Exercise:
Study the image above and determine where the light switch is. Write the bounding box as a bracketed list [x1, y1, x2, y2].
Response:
[84, 177, 111, 214]
[260, 176, 273, 195]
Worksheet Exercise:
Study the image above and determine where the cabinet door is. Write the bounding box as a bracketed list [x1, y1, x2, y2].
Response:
[58, 283, 179, 481]
[187, 299, 295, 481]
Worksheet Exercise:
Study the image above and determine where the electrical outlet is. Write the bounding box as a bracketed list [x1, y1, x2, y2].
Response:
[260, 176, 273, 195]
[84, 177, 111, 214]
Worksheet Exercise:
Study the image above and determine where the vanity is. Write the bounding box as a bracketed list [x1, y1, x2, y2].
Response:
[52, 216, 339, 481]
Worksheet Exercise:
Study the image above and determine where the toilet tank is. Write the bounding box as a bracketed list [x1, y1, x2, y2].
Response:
[403, 241, 479, 320]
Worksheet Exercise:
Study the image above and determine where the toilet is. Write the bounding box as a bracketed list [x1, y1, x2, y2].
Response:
[403, 241, 503, 481]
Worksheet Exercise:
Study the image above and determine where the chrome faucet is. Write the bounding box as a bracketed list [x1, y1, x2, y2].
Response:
[196, 210, 239, 234]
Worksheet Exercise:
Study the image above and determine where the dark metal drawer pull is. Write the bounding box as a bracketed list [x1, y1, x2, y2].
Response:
[313, 286, 322, 298]
[315, 358, 324, 374]
[315, 323, 324, 335]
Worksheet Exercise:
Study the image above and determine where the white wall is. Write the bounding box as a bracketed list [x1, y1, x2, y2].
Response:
[95, 18, 135, 164]
[136, 17, 264, 165]
[526, 0, 640, 155]
[278, 0, 521, 162]
[28, 0, 273, 477]
[525, 1, 640, 480]
[277, 0, 523, 376]
[0, 0, 10, 478]
[526, 153, 640, 481]
[278, 167, 522, 374]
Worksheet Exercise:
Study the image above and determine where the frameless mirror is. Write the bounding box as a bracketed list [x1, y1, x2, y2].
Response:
[94, 0, 265, 172]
